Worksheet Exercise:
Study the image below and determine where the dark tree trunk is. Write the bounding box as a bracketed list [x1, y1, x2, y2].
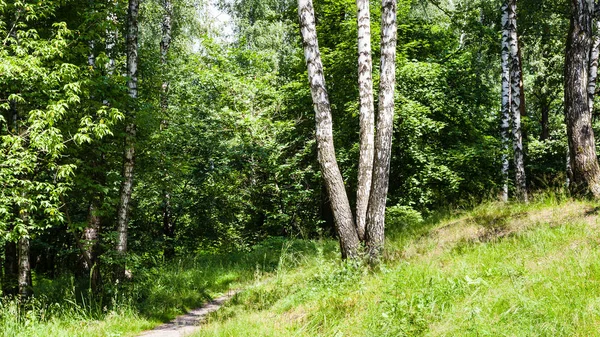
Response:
[565, 0, 600, 197]
[365, 0, 397, 263]
[540, 99, 550, 141]
[115, 0, 139, 280]
[80, 201, 102, 293]
[298, 0, 360, 259]
[3, 241, 18, 296]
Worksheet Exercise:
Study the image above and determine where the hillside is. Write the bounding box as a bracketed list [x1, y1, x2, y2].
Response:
[191, 197, 600, 337]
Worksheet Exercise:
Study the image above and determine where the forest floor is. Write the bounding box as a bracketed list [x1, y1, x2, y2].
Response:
[3, 194, 600, 336]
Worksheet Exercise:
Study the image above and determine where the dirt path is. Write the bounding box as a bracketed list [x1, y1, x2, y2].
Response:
[138, 290, 239, 337]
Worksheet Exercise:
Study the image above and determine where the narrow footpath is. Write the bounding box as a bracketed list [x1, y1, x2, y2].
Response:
[138, 290, 239, 337]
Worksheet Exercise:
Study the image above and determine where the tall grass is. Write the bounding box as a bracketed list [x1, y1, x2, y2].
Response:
[0, 238, 338, 336]
[192, 196, 600, 337]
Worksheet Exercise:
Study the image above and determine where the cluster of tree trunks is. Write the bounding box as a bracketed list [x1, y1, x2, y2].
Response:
[500, 0, 527, 202]
[298, 0, 397, 262]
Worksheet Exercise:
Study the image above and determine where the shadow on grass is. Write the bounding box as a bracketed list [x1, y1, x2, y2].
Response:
[131, 238, 338, 322]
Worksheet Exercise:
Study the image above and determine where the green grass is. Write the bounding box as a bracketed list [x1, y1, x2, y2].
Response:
[0, 238, 339, 336]
[5, 194, 600, 336]
[191, 196, 600, 337]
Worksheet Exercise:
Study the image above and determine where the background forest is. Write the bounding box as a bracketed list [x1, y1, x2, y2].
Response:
[0, 0, 596, 335]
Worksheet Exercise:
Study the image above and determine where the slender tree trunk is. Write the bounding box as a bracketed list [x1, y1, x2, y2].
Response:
[160, 0, 175, 258]
[508, 0, 527, 202]
[17, 235, 31, 299]
[355, 0, 375, 242]
[565, 0, 600, 198]
[3, 241, 17, 296]
[500, 0, 511, 202]
[82, 201, 102, 292]
[115, 0, 139, 280]
[17, 207, 31, 298]
[540, 98, 550, 141]
[298, 0, 360, 259]
[365, 0, 397, 263]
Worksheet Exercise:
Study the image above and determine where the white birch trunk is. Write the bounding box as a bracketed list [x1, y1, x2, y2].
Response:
[365, 0, 397, 263]
[500, 0, 510, 202]
[298, 0, 360, 259]
[17, 208, 31, 298]
[115, 0, 139, 279]
[508, 0, 528, 202]
[355, 0, 375, 242]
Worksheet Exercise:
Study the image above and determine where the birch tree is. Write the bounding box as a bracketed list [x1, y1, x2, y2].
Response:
[564, 0, 600, 198]
[500, 0, 510, 202]
[355, 0, 375, 242]
[365, 0, 397, 262]
[508, 0, 527, 202]
[297, 0, 361, 259]
[115, 0, 140, 279]
[298, 0, 397, 261]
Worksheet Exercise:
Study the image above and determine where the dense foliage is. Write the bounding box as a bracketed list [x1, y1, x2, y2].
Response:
[0, 0, 587, 310]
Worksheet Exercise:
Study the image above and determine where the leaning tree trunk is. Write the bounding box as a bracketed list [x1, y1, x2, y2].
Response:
[160, 0, 175, 258]
[508, 0, 528, 202]
[355, 0, 375, 242]
[365, 0, 397, 263]
[298, 0, 360, 259]
[500, 0, 511, 202]
[565, 0, 600, 198]
[115, 0, 139, 280]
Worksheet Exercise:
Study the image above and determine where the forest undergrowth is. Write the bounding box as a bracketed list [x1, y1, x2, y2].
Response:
[2, 191, 600, 336]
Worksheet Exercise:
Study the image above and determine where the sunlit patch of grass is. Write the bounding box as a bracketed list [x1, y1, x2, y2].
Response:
[192, 197, 600, 337]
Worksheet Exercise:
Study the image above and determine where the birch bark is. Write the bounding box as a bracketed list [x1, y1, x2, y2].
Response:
[355, 0, 375, 242]
[17, 212, 31, 298]
[500, 0, 511, 202]
[298, 0, 360, 259]
[508, 0, 527, 202]
[365, 0, 397, 263]
[115, 0, 139, 279]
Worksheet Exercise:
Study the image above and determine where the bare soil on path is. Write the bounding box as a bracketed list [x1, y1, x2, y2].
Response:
[138, 290, 239, 337]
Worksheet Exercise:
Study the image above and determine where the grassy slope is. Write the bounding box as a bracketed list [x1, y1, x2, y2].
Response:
[192, 197, 600, 337]
[4, 196, 600, 336]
